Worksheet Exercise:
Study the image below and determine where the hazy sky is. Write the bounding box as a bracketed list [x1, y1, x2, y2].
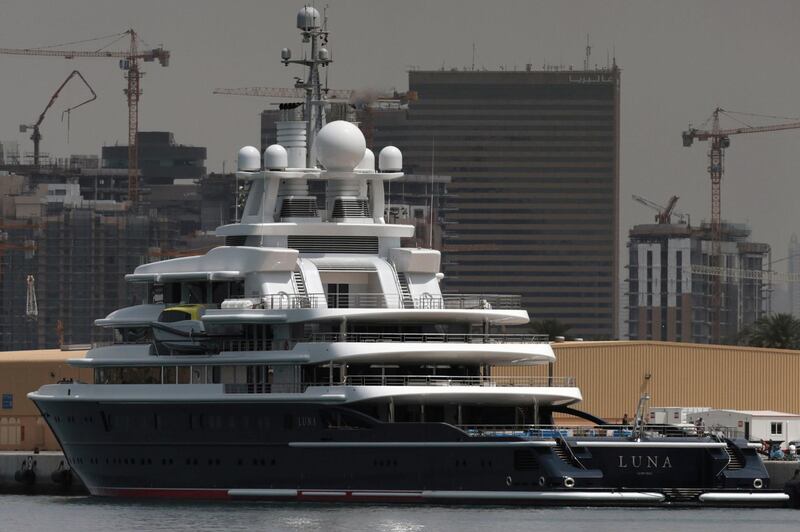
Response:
[1, 0, 800, 271]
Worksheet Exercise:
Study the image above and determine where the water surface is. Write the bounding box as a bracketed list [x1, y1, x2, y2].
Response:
[0, 496, 796, 532]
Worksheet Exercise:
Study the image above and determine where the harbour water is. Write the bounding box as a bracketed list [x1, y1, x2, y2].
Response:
[0, 496, 796, 532]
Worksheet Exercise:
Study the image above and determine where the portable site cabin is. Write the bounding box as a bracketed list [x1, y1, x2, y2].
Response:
[649, 406, 711, 425]
[686, 409, 800, 443]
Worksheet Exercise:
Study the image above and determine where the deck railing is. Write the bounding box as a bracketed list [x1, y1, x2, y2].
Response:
[222, 376, 575, 393]
[458, 423, 724, 439]
[343, 375, 575, 387]
[302, 332, 548, 344]
[223, 292, 523, 310]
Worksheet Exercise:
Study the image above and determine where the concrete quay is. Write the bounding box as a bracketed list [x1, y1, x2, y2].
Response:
[0, 451, 85, 494]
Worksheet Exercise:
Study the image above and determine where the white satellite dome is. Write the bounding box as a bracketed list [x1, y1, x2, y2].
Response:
[355, 148, 375, 171]
[314, 121, 366, 171]
[297, 6, 321, 30]
[263, 144, 288, 170]
[379, 145, 403, 172]
[237, 146, 261, 172]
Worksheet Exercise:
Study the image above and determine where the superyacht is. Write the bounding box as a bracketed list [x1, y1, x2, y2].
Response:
[29, 6, 787, 506]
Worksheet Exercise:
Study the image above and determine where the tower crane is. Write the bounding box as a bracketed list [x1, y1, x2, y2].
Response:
[0, 30, 170, 205]
[19, 70, 96, 168]
[631, 194, 688, 224]
[682, 108, 800, 342]
[213, 86, 354, 101]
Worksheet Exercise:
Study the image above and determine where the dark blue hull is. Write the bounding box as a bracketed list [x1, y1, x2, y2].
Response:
[32, 399, 785, 505]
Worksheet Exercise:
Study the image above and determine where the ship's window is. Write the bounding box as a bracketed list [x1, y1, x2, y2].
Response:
[184, 282, 207, 304]
[149, 283, 164, 304]
[159, 309, 191, 323]
[113, 327, 151, 344]
[163, 366, 177, 384]
[178, 366, 191, 384]
[164, 283, 182, 304]
[211, 281, 244, 305]
[94, 367, 161, 384]
[211, 282, 229, 305]
[327, 283, 349, 308]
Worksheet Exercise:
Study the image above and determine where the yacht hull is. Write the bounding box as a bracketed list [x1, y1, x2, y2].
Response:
[31, 397, 788, 507]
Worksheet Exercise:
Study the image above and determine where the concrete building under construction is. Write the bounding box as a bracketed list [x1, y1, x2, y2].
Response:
[626, 221, 770, 344]
[0, 178, 177, 351]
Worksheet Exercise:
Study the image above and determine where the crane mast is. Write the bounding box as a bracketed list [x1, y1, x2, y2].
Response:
[0, 29, 169, 205]
[682, 107, 800, 343]
[124, 30, 142, 205]
[19, 70, 96, 168]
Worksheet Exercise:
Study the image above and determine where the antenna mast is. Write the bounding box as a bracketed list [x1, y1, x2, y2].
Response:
[584, 34, 591, 70]
[281, 6, 332, 167]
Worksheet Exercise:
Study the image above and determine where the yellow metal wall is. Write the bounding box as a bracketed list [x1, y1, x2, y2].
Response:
[0, 353, 90, 451]
[495, 341, 800, 421]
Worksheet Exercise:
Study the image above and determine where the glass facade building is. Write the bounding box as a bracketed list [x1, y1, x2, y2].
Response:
[370, 69, 621, 338]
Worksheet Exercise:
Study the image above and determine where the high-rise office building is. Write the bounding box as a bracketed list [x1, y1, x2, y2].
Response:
[790, 233, 800, 317]
[370, 67, 621, 338]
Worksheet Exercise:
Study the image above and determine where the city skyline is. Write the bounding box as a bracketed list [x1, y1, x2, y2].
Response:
[1, 0, 799, 276]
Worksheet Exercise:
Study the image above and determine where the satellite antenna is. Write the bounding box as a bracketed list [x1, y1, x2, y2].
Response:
[584, 34, 591, 70]
[281, 6, 333, 167]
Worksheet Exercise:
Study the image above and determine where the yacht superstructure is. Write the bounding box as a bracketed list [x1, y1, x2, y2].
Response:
[28, 7, 787, 506]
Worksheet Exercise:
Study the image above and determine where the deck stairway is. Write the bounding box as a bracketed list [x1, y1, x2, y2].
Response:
[293, 271, 309, 306]
[553, 439, 584, 468]
[725, 443, 744, 470]
[662, 488, 704, 502]
[397, 272, 414, 309]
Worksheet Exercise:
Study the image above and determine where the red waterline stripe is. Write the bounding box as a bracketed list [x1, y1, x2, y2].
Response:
[93, 487, 231, 500]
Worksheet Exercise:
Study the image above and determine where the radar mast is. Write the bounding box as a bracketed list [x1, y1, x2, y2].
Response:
[281, 6, 332, 167]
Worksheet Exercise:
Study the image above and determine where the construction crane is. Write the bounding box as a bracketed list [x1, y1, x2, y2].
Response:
[631, 194, 689, 224]
[25, 275, 38, 320]
[213, 86, 354, 101]
[0, 30, 170, 205]
[19, 70, 96, 167]
[682, 108, 800, 342]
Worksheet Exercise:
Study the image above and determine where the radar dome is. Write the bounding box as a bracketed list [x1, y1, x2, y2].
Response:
[355, 148, 375, 171]
[263, 144, 288, 170]
[314, 121, 366, 171]
[379, 146, 403, 172]
[297, 6, 321, 30]
[238, 146, 261, 172]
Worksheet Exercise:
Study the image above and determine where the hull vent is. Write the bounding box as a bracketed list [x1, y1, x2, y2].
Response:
[331, 198, 370, 219]
[225, 235, 247, 246]
[513, 450, 539, 471]
[288, 236, 379, 254]
[280, 197, 319, 218]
